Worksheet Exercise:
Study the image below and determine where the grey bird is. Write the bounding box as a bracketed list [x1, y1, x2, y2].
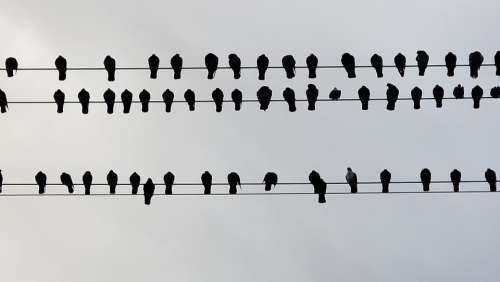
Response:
[103, 55, 116, 81]
[60, 172, 74, 194]
[227, 172, 241, 194]
[143, 178, 155, 205]
[345, 167, 358, 193]
[130, 172, 141, 195]
[55, 55, 67, 81]
[35, 171, 47, 194]
[148, 54, 160, 79]
[164, 172, 175, 195]
[263, 172, 278, 191]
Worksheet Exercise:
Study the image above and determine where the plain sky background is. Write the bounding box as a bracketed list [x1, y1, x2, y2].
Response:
[0, 0, 500, 281]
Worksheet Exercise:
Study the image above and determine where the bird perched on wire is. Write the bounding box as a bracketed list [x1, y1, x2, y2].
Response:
[306, 54, 318, 78]
[345, 168, 358, 193]
[107, 170, 118, 194]
[433, 85, 444, 108]
[164, 172, 175, 195]
[82, 171, 93, 195]
[55, 56, 67, 81]
[121, 89, 133, 114]
[201, 171, 212, 195]
[228, 54, 241, 79]
[495, 51, 500, 76]
[227, 172, 241, 194]
[212, 88, 224, 112]
[471, 85, 483, 109]
[170, 54, 183, 79]
[450, 169, 461, 192]
[205, 53, 219, 79]
[309, 170, 326, 203]
[420, 168, 431, 192]
[411, 87, 423, 110]
[139, 89, 150, 113]
[184, 89, 196, 111]
[445, 52, 457, 77]
[306, 84, 319, 111]
[329, 88, 341, 101]
[53, 90, 65, 113]
[370, 54, 383, 77]
[416, 51, 429, 76]
[263, 172, 278, 191]
[282, 55, 296, 79]
[162, 89, 174, 112]
[453, 84, 464, 99]
[148, 54, 160, 79]
[103, 89, 116, 114]
[5, 57, 18, 77]
[0, 89, 8, 113]
[103, 55, 116, 81]
[283, 87, 296, 112]
[60, 173, 74, 194]
[491, 87, 500, 98]
[0, 170, 3, 193]
[143, 178, 155, 205]
[130, 172, 141, 195]
[257, 86, 272, 111]
[77, 89, 90, 114]
[380, 169, 391, 193]
[231, 89, 242, 111]
[341, 53, 356, 78]
[485, 169, 497, 192]
[394, 53, 406, 77]
[257, 54, 269, 80]
[386, 83, 399, 111]
[35, 171, 47, 194]
[358, 86, 370, 110]
[469, 51, 483, 78]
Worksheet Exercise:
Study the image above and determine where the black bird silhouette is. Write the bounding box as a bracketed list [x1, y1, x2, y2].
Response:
[358, 86, 370, 110]
[130, 172, 140, 195]
[148, 54, 160, 79]
[184, 89, 196, 111]
[345, 168, 358, 193]
[282, 55, 296, 79]
[469, 51, 483, 78]
[471, 85, 483, 109]
[103, 56, 116, 81]
[386, 83, 399, 111]
[394, 53, 406, 77]
[283, 87, 296, 112]
[329, 88, 341, 100]
[0, 89, 8, 113]
[162, 89, 174, 112]
[227, 172, 241, 194]
[164, 172, 175, 195]
[0, 170, 3, 193]
[309, 170, 321, 194]
[53, 90, 65, 113]
[103, 89, 116, 114]
[411, 87, 423, 109]
[5, 57, 18, 77]
[55, 56, 67, 81]
[491, 87, 500, 98]
[257, 54, 269, 80]
[306, 54, 318, 78]
[107, 170, 118, 194]
[370, 54, 383, 77]
[453, 84, 464, 99]
[485, 168, 497, 192]
[231, 89, 242, 111]
[212, 88, 224, 112]
[228, 54, 241, 79]
[495, 51, 500, 76]
[60, 173, 74, 193]
[170, 54, 183, 79]
[205, 53, 219, 79]
[306, 84, 319, 111]
[308, 170, 326, 203]
[139, 89, 150, 113]
[143, 178, 155, 205]
[450, 169, 461, 192]
[82, 171, 93, 195]
[257, 86, 272, 111]
[416, 51, 429, 76]
[341, 53, 356, 78]
[35, 171, 47, 194]
[433, 85, 444, 108]
[380, 169, 391, 193]
[445, 52, 457, 77]
[78, 89, 90, 114]
[121, 89, 133, 114]
[420, 168, 431, 192]
[201, 171, 212, 195]
[263, 172, 278, 191]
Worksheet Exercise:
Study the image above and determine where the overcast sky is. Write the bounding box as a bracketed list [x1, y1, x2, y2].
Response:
[1, 0, 500, 281]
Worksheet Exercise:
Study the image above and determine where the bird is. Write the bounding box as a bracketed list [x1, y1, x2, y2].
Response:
[82, 171, 93, 195]
[471, 85, 483, 109]
[227, 172, 241, 194]
[107, 170, 118, 194]
[263, 172, 278, 191]
[139, 89, 150, 113]
[469, 51, 483, 78]
[212, 88, 224, 112]
[60, 172, 75, 194]
[5, 57, 18, 77]
[162, 89, 174, 112]
[0, 89, 8, 113]
[54, 55, 67, 81]
[148, 54, 160, 79]
[306, 84, 319, 111]
[491, 87, 500, 98]
[129, 172, 141, 195]
[143, 178, 155, 205]
[485, 168, 497, 192]
[78, 89, 90, 114]
[257, 54, 269, 80]
[445, 52, 457, 77]
[121, 89, 133, 114]
[358, 86, 370, 110]
[201, 171, 212, 194]
[386, 84, 399, 111]
[184, 89, 196, 111]
[306, 54, 318, 78]
[53, 90, 65, 113]
[282, 55, 296, 79]
[0, 170, 3, 193]
[416, 51, 429, 76]
[231, 89, 242, 111]
[370, 54, 383, 77]
[308, 170, 326, 203]
[205, 53, 219, 79]
[164, 172, 175, 195]
[103, 89, 116, 114]
[380, 169, 391, 193]
[433, 85, 444, 108]
[228, 54, 241, 79]
[329, 88, 341, 100]
[341, 53, 356, 78]
[450, 169, 461, 192]
[103, 55, 116, 81]
[345, 168, 358, 193]
[170, 54, 183, 79]
[453, 84, 464, 99]
[35, 171, 47, 194]
[394, 53, 406, 77]
[411, 87, 423, 110]
[283, 87, 296, 112]
[257, 86, 272, 111]
[496, 51, 500, 76]
[309, 170, 321, 194]
[420, 168, 431, 192]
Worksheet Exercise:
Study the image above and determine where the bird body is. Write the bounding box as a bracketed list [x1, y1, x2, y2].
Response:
[78, 89, 90, 114]
[306, 54, 318, 78]
[35, 171, 47, 194]
[139, 89, 150, 112]
[184, 89, 196, 111]
[201, 171, 212, 194]
[416, 51, 429, 76]
[103, 56, 116, 81]
[394, 53, 406, 77]
[420, 168, 431, 192]
[445, 52, 457, 76]
[345, 168, 358, 193]
[103, 89, 116, 114]
[257, 54, 269, 80]
[0, 89, 8, 113]
[121, 89, 133, 113]
[471, 85, 483, 109]
[341, 53, 356, 78]
[130, 172, 141, 195]
[227, 172, 241, 194]
[53, 90, 65, 113]
[55, 56, 67, 80]
[306, 84, 318, 111]
[495, 51, 500, 76]
[148, 54, 160, 79]
[283, 88, 296, 112]
[212, 88, 224, 112]
[231, 89, 242, 111]
[491, 87, 500, 98]
[469, 51, 484, 78]
[0, 170, 3, 193]
[453, 85, 464, 99]
[433, 85, 444, 108]
[228, 54, 241, 79]
[107, 170, 118, 194]
[485, 169, 497, 192]
[205, 53, 219, 79]
[380, 169, 391, 193]
[5, 57, 18, 77]
[257, 86, 272, 111]
[386, 83, 399, 111]
[370, 54, 383, 77]
[143, 178, 155, 205]
[282, 55, 296, 79]
[162, 89, 174, 112]
[309, 170, 326, 203]
[60, 172, 74, 194]
[329, 88, 341, 101]
[450, 169, 461, 192]
[164, 172, 175, 195]
[411, 87, 422, 109]
[263, 172, 278, 191]
[358, 86, 370, 110]
[82, 171, 93, 195]
[170, 54, 183, 79]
